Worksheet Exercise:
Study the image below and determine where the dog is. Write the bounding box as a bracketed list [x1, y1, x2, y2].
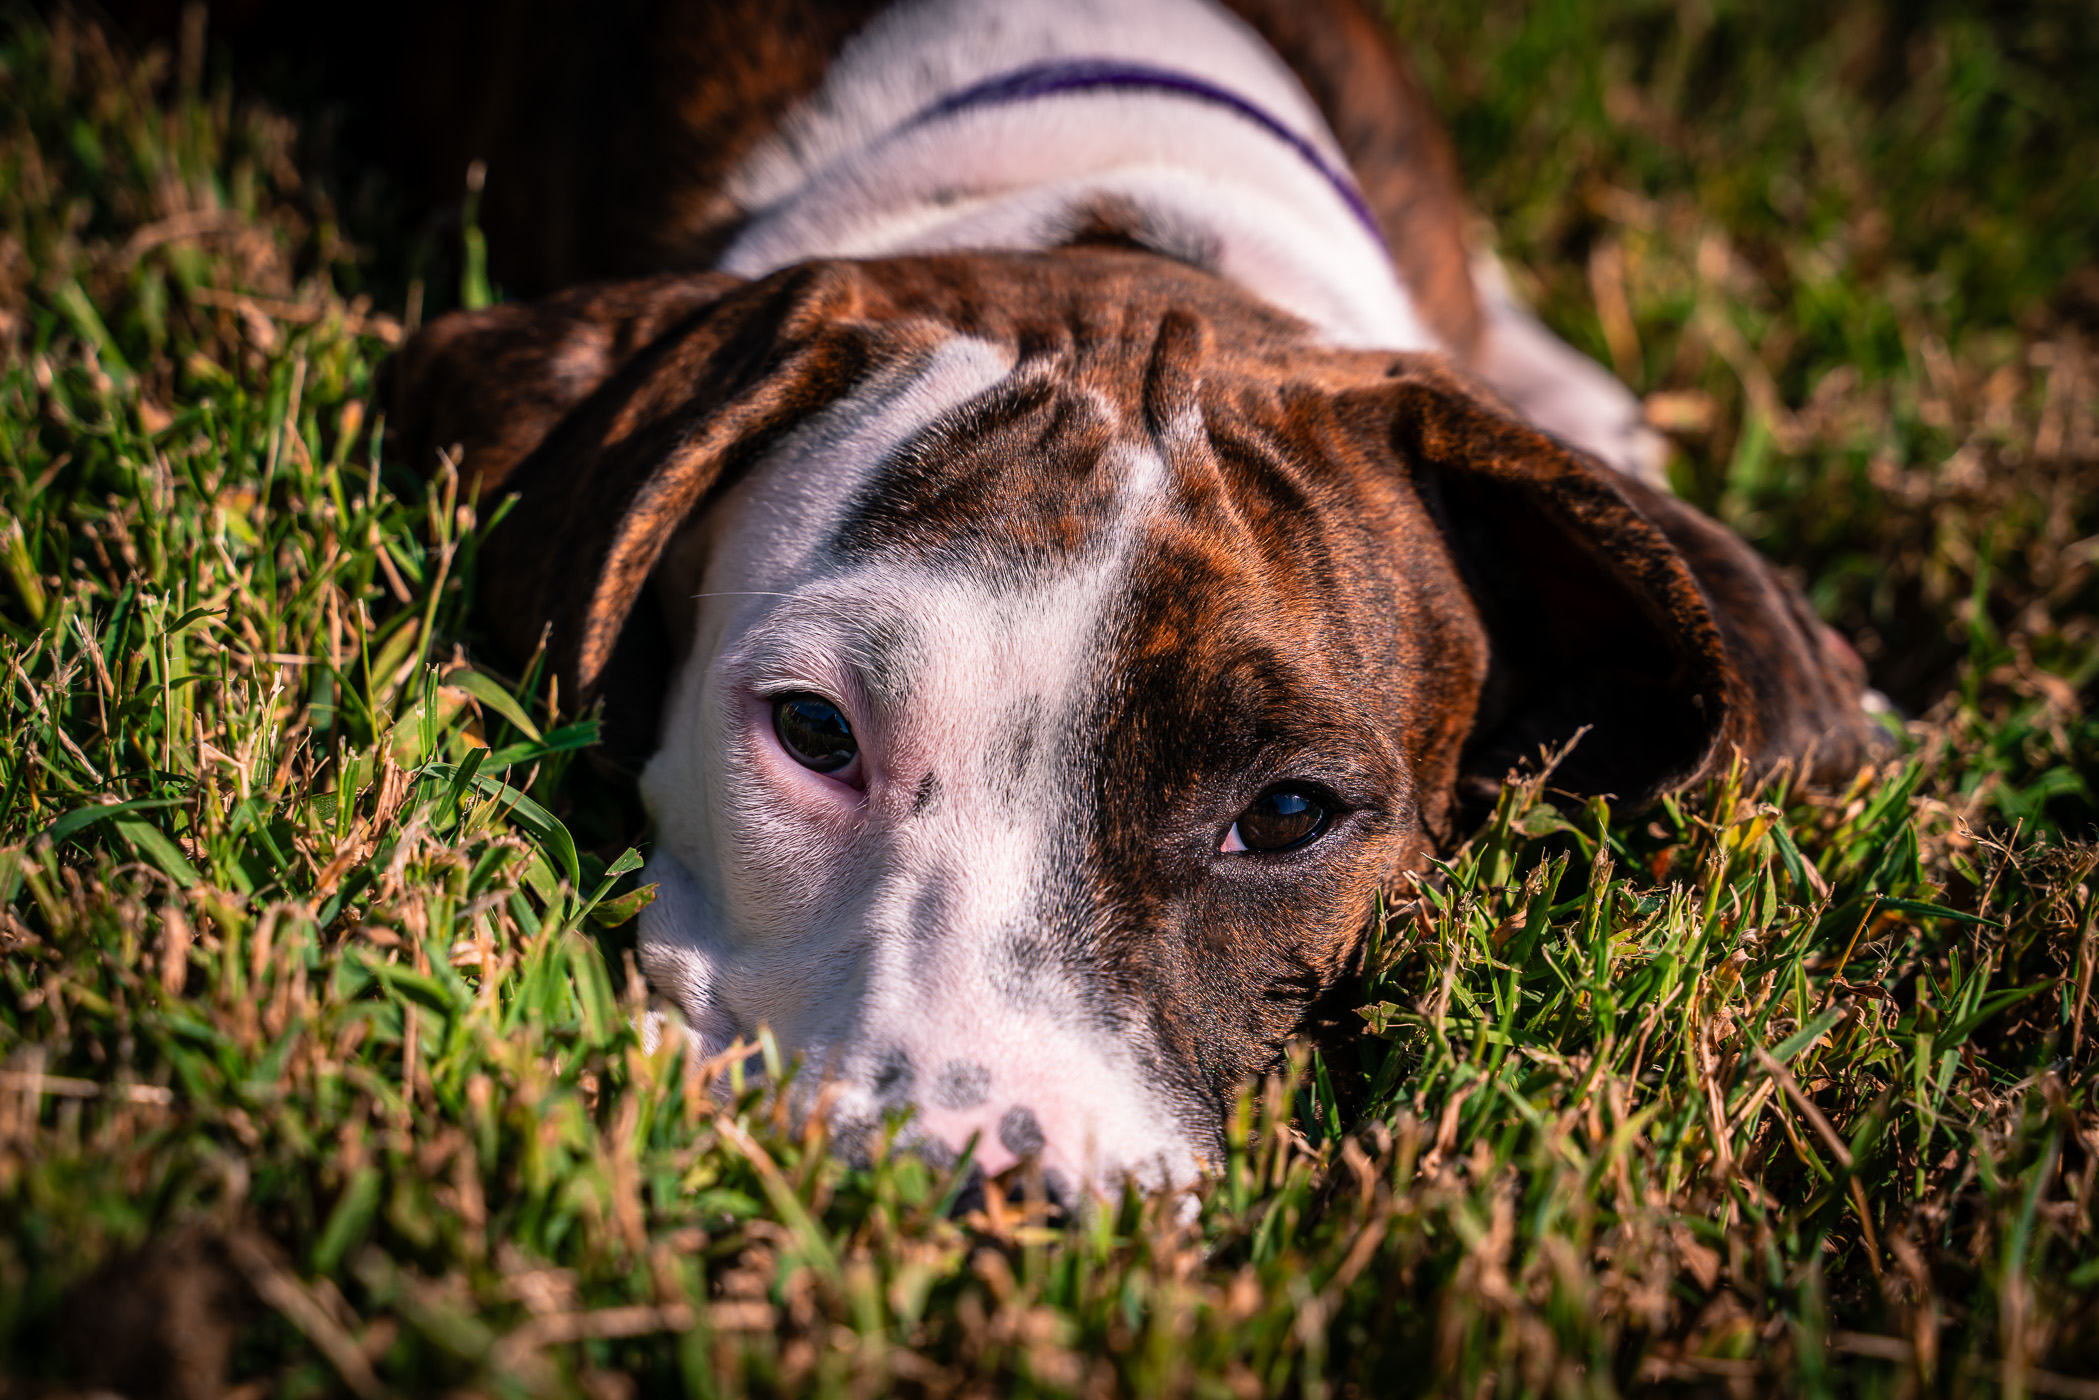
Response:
[388, 0, 1884, 1197]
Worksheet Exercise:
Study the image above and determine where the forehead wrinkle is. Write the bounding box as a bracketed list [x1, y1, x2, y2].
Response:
[808, 332, 1022, 466]
[831, 324, 1216, 573]
[1178, 402, 1412, 663]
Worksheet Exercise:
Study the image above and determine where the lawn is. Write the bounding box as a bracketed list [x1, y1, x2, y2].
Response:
[3, 2, 2097, 1395]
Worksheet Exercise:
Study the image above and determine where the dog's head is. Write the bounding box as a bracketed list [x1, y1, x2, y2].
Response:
[391, 249, 1880, 1193]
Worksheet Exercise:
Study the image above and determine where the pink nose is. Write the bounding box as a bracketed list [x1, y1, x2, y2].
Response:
[913, 1100, 1043, 1171]
[906, 1092, 1074, 1196]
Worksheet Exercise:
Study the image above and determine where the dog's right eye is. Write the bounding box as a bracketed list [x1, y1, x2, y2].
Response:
[772, 693, 858, 773]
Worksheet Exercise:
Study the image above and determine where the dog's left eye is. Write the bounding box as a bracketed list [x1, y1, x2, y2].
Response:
[773, 693, 858, 773]
[1221, 786, 1331, 853]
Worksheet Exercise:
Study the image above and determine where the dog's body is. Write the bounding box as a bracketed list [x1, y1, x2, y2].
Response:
[392, 0, 1883, 1195]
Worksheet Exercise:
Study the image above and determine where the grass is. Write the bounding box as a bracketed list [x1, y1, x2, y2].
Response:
[2, 4, 2096, 1396]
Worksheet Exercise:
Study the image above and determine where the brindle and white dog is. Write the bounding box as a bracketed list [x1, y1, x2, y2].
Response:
[389, 0, 1883, 1197]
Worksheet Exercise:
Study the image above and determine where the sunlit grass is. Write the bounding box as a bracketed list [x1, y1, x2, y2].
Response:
[3, 7, 2096, 1396]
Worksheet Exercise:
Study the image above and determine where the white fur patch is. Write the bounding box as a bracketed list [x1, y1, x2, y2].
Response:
[1468, 253, 1671, 487]
[719, 0, 1431, 350]
[726, 0, 1338, 209]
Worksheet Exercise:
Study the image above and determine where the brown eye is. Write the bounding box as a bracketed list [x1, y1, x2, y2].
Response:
[1228, 787, 1330, 853]
[773, 693, 857, 773]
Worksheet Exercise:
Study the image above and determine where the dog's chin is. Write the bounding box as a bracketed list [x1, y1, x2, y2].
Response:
[633, 849, 1211, 1198]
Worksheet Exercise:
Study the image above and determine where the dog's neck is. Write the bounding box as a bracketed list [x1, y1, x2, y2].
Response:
[717, 0, 1436, 350]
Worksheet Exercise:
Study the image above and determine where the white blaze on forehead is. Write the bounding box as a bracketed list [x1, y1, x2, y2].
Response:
[639, 341, 1208, 1191]
[688, 334, 1019, 589]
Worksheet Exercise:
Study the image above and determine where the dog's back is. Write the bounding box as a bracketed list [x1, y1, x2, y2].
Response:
[390, 1, 1468, 326]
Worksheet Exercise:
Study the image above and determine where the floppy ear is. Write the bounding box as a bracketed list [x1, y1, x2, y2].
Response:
[386, 264, 901, 761]
[1383, 364, 1883, 809]
[385, 272, 744, 496]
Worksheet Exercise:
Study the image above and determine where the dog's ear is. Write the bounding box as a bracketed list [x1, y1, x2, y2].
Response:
[386, 264, 900, 759]
[1379, 365, 1883, 809]
[385, 272, 745, 496]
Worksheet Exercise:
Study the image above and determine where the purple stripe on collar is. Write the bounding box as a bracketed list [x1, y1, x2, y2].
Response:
[905, 58, 1386, 243]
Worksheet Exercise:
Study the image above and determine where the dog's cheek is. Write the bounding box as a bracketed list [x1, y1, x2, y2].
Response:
[714, 721, 878, 943]
[644, 662, 863, 950]
[1170, 855, 1387, 1099]
[1076, 812, 1391, 1127]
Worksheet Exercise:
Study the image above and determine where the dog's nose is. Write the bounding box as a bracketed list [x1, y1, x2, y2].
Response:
[874, 1060, 1082, 1204]
[937, 1151, 1076, 1220]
